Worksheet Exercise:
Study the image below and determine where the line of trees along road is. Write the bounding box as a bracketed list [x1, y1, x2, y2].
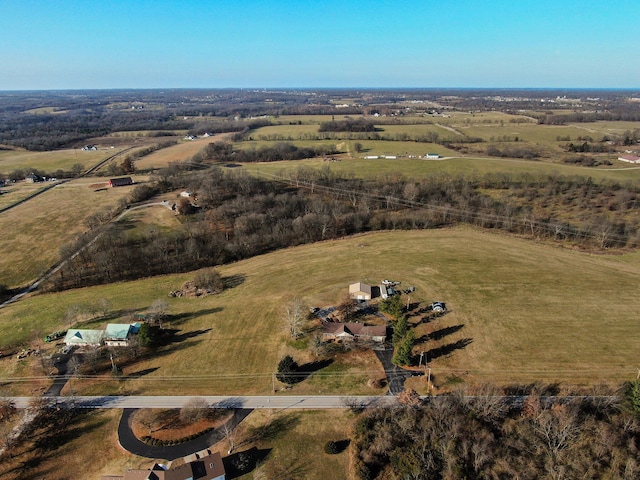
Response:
[46, 156, 640, 291]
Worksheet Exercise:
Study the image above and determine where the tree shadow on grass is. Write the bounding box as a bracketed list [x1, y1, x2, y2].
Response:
[171, 328, 212, 343]
[167, 307, 224, 326]
[3, 461, 55, 480]
[33, 410, 110, 453]
[294, 358, 334, 382]
[242, 413, 300, 445]
[223, 447, 271, 479]
[428, 324, 465, 341]
[272, 458, 310, 478]
[223, 274, 246, 289]
[427, 338, 473, 360]
[152, 338, 205, 359]
[127, 367, 159, 379]
[333, 439, 351, 453]
[417, 310, 450, 324]
[503, 382, 561, 396]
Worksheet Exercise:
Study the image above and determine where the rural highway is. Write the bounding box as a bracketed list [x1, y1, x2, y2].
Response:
[9, 395, 399, 410]
[9, 394, 616, 410]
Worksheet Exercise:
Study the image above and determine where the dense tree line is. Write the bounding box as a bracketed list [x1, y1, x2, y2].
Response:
[485, 144, 541, 159]
[319, 118, 376, 132]
[253, 130, 482, 147]
[45, 163, 640, 291]
[351, 387, 640, 479]
[199, 141, 338, 163]
[538, 111, 640, 125]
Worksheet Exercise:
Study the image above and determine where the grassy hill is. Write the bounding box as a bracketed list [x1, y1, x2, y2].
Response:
[1, 227, 639, 396]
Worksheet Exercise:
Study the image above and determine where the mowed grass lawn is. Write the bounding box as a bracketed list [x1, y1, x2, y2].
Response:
[1, 227, 639, 395]
[0, 178, 135, 288]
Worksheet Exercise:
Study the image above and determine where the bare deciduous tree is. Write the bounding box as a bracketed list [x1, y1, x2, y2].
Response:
[96, 297, 112, 317]
[283, 297, 306, 339]
[223, 422, 237, 454]
[137, 409, 161, 435]
[150, 298, 169, 327]
[180, 397, 210, 424]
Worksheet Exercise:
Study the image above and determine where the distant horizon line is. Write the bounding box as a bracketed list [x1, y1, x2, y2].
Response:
[1, 86, 640, 93]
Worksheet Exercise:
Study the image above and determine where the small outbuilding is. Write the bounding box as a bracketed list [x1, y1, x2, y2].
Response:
[108, 177, 133, 187]
[618, 154, 640, 164]
[349, 282, 372, 301]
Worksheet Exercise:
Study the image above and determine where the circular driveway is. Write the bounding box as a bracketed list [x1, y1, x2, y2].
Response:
[118, 408, 252, 460]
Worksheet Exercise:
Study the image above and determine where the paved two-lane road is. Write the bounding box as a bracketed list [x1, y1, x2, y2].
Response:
[10, 395, 400, 410]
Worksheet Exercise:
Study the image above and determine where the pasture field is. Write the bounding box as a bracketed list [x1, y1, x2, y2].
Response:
[271, 114, 339, 124]
[0, 178, 139, 289]
[134, 134, 231, 171]
[23, 106, 68, 114]
[376, 123, 459, 138]
[241, 155, 640, 185]
[250, 124, 321, 138]
[0, 181, 53, 210]
[567, 121, 640, 137]
[115, 204, 185, 239]
[1, 228, 639, 396]
[0, 148, 110, 175]
[458, 124, 596, 144]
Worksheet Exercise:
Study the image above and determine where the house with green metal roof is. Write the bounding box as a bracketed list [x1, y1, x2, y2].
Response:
[64, 329, 104, 347]
[104, 323, 140, 347]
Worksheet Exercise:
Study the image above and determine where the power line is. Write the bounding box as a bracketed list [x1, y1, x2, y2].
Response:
[248, 169, 636, 245]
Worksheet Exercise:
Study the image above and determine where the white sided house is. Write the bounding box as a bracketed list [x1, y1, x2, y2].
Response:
[349, 282, 372, 301]
[104, 323, 140, 347]
[64, 329, 104, 347]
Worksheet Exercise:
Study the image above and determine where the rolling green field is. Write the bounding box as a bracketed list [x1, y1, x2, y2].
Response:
[0, 178, 139, 289]
[240, 155, 640, 185]
[1, 227, 639, 396]
[134, 134, 231, 170]
[0, 148, 110, 175]
[0, 181, 53, 210]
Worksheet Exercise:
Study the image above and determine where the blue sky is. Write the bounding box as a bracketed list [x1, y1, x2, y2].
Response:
[0, 0, 638, 89]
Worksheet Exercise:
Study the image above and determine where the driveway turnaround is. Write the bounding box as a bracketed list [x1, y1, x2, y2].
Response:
[118, 408, 252, 460]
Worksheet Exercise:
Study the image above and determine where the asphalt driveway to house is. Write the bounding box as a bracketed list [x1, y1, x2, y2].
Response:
[118, 408, 252, 460]
[374, 348, 416, 395]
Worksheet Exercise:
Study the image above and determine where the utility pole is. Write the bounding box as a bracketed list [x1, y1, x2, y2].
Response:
[272, 372, 276, 393]
[418, 351, 424, 368]
[424, 352, 431, 391]
[406, 295, 411, 311]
